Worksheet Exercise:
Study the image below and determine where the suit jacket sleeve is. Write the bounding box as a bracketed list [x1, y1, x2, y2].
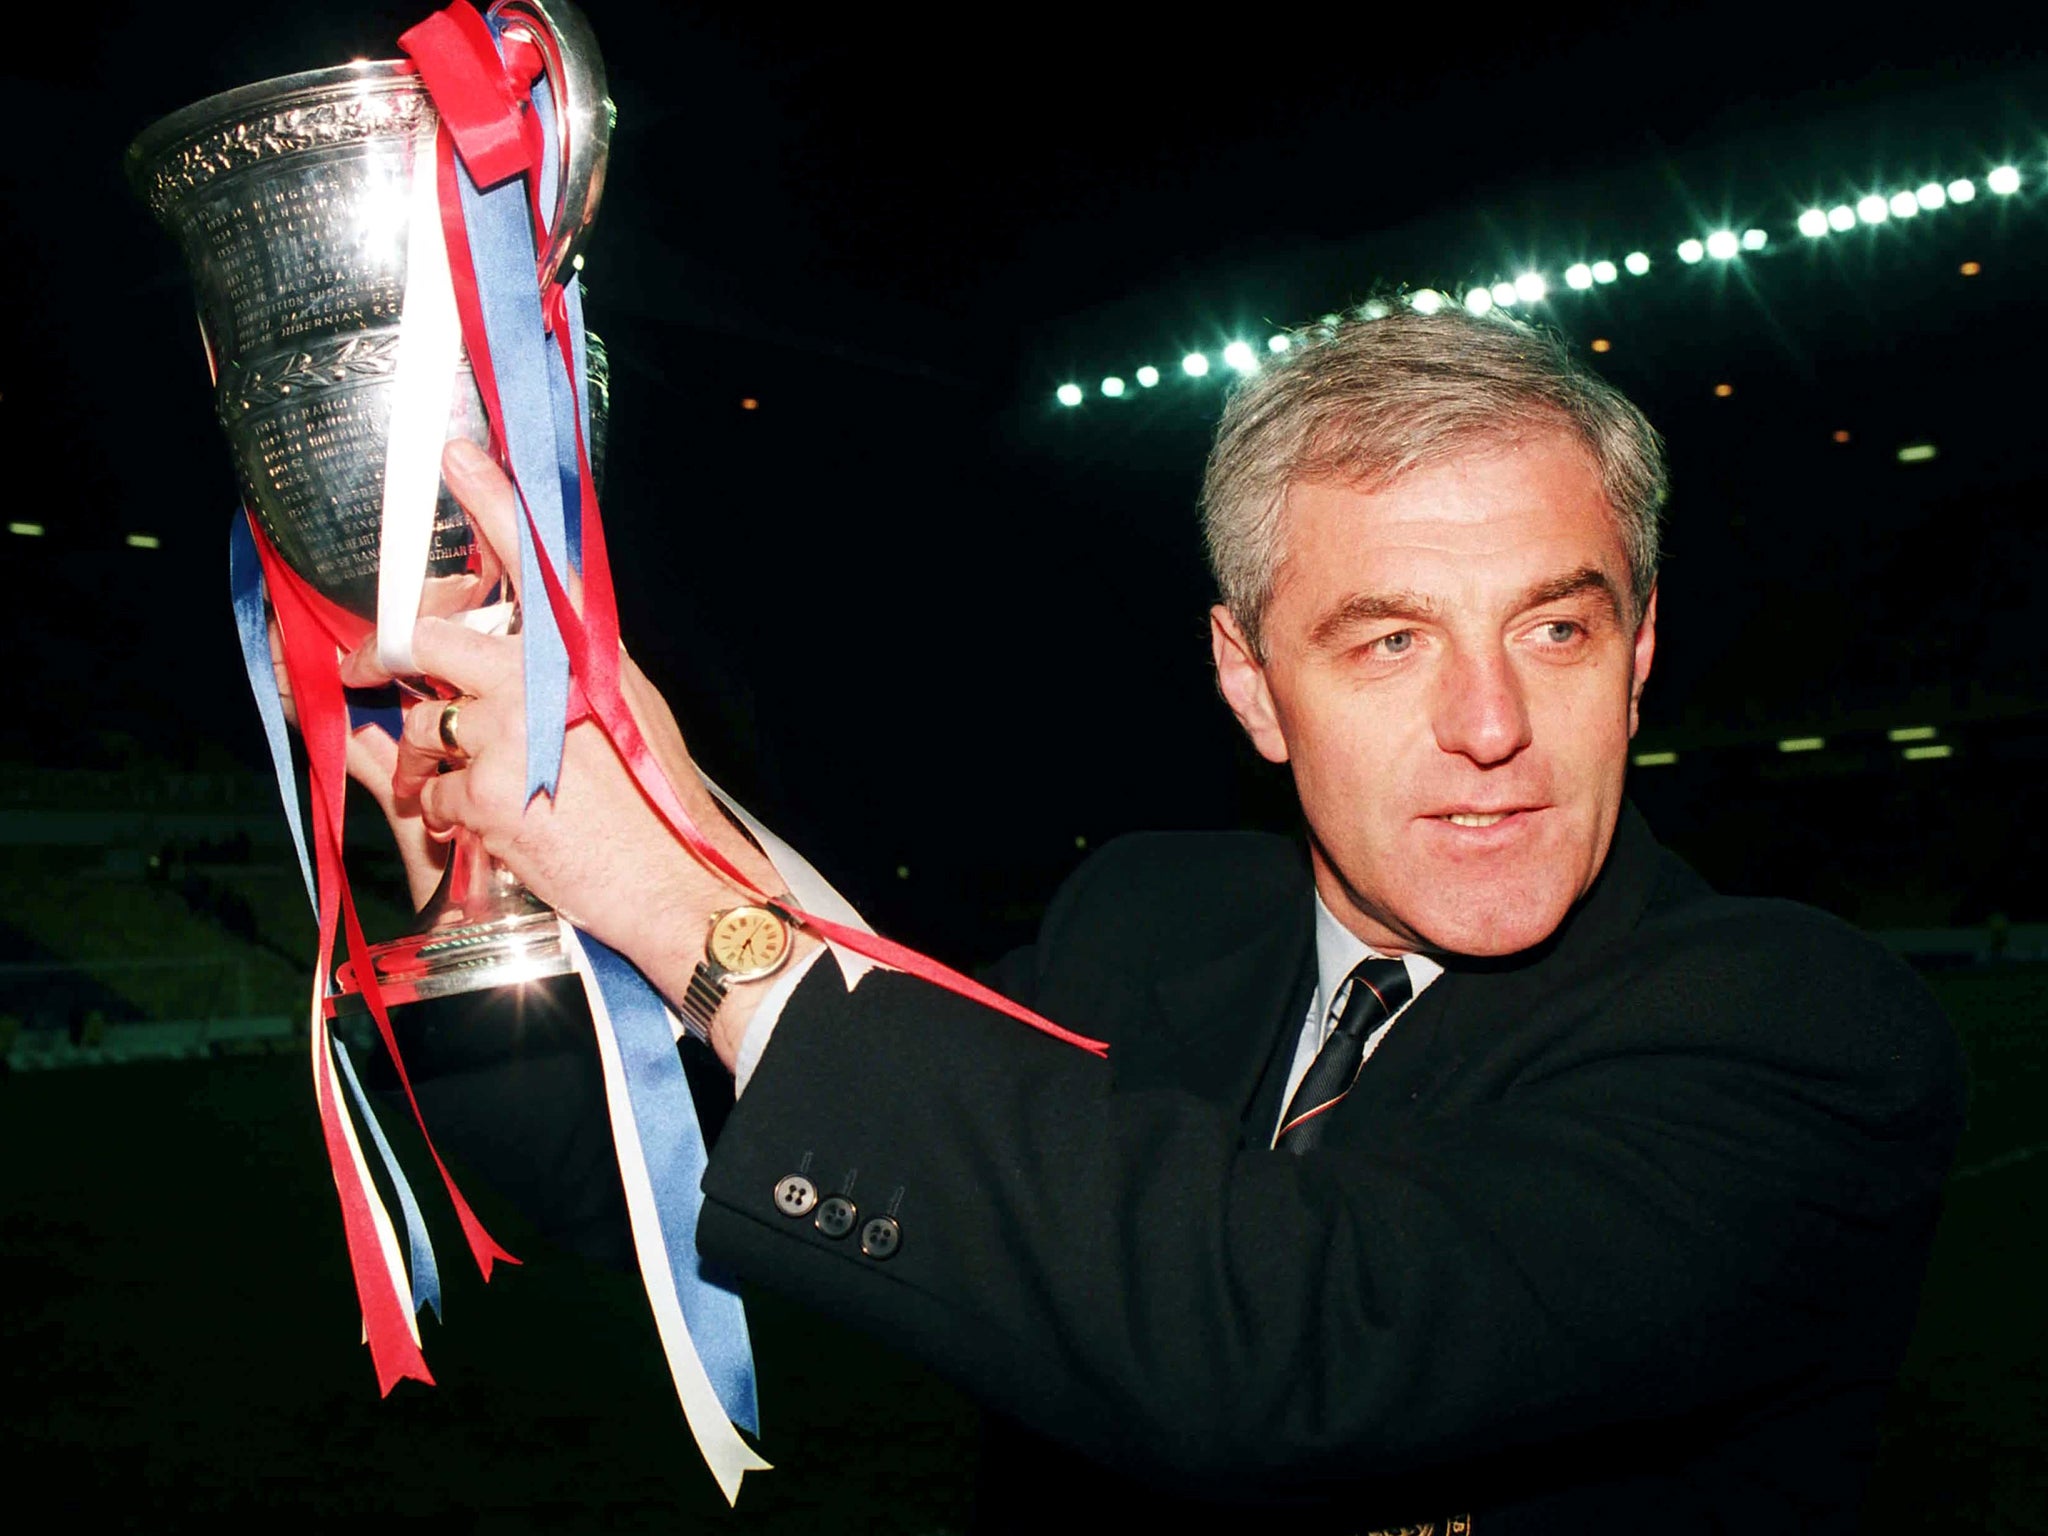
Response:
[695, 844, 1964, 1501]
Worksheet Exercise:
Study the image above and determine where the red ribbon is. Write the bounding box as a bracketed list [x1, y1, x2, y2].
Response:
[408, 1, 1111, 1059]
[398, 3, 538, 190]
[256, 518, 519, 1394]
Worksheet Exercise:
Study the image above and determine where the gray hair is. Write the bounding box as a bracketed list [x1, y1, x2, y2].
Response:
[1200, 303, 1667, 658]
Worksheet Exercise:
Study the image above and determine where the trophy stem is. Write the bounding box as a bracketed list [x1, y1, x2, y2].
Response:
[419, 827, 550, 929]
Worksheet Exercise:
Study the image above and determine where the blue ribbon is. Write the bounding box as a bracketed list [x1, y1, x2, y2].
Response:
[525, 72, 587, 570]
[547, 284, 587, 571]
[333, 1036, 444, 1322]
[561, 279, 590, 571]
[579, 934, 759, 1433]
[446, 22, 757, 1434]
[452, 111, 572, 802]
[228, 511, 316, 915]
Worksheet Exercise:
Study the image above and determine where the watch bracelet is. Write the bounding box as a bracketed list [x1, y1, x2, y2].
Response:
[680, 962, 726, 1043]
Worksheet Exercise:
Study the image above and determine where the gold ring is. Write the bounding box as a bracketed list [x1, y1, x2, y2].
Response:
[438, 698, 467, 758]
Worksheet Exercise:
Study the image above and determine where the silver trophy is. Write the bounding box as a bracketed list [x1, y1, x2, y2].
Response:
[128, 0, 612, 1012]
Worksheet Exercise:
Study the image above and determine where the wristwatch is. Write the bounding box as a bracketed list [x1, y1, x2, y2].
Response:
[678, 903, 796, 1042]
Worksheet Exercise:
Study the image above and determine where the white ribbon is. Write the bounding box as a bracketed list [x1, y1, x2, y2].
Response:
[560, 923, 772, 1506]
[376, 122, 465, 677]
[701, 774, 881, 992]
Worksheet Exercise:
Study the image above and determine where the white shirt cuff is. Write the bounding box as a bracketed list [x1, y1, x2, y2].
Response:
[733, 942, 832, 1095]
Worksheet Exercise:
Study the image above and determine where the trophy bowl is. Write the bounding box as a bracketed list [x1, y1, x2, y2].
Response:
[127, 1, 613, 1011]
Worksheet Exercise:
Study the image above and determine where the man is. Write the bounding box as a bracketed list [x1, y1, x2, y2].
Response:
[380, 308, 1964, 1531]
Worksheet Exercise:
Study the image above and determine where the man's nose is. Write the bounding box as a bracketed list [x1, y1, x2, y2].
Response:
[1432, 645, 1533, 766]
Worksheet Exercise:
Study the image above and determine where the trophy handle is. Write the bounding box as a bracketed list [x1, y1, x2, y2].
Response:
[488, 0, 613, 287]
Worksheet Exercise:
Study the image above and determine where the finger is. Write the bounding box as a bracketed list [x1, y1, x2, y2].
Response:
[338, 642, 397, 691]
[415, 570, 494, 620]
[442, 439, 521, 596]
[345, 721, 402, 806]
[403, 616, 520, 699]
[417, 769, 468, 841]
[442, 438, 585, 615]
[393, 694, 479, 800]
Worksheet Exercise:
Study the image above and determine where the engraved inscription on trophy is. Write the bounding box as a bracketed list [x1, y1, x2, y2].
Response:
[187, 158, 410, 362]
[224, 341, 487, 619]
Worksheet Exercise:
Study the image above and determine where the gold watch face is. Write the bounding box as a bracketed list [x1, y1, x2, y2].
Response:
[706, 905, 793, 982]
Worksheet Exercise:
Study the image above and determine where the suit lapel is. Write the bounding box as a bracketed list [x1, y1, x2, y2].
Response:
[1114, 884, 1315, 1130]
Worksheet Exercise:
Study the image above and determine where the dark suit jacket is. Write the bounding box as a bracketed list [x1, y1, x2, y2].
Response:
[691, 803, 1965, 1532]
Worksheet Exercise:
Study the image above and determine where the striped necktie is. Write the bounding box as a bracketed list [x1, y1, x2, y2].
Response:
[1275, 957, 1414, 1154]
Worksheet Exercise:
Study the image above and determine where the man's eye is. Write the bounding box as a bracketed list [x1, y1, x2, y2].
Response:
[1536, 621, 1583, 645]
[1374, 631, 1416, 657]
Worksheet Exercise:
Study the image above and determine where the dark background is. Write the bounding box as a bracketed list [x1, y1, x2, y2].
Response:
[2, 1, 2044, 1529]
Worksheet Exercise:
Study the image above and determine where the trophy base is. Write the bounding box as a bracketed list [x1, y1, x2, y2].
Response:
[329, 908, 574, 1015]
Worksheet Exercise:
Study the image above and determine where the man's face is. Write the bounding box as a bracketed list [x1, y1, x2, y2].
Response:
[1212, 430, 1656, 957]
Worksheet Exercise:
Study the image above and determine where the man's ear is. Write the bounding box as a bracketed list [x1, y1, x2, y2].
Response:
[1211, 605, 1290, 764]
[1628, 585, 1658, 740]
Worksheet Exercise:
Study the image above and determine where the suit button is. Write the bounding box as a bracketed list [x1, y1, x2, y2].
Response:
[773, 1175, 817, 1218]
[859, 1216, 901, 1260]
[815, 1195, 857, 1238]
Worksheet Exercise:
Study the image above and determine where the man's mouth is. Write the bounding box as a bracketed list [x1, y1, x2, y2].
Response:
[1426, 806, 1545, 830]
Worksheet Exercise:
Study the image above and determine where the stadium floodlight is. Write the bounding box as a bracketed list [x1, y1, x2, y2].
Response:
[1591, 259, 1618, 283]
[1798, 208, 1829, 237]
[9, 522, 43, 536]
[1267, 334, 1291, 354]
[1490, 280, 1517, 307]
[1135, 365, 1160, 388]
[1632, 750, 1679, 767]
[1677, 238, 1706, 263]
[1887, 725, 1938, 743]
[1915, 182, 1946, 210]
[1946, 177, 1976, 203]
[1101, 377, 1125, 398]
[1409, 289, 1445, 314]
[1514, 272, 1547, 303]
[1888, 190, 1919, 218]
[1896, 442, 1938, 463]
[1465, 286, 1494, 315]
[1182, 352, 1210, 377]
[1777, 737, 1825, 753]
[127, 533, 161, 549]
[1988, 165, 2022, 194]
[1856, 194, 1889, 224]
[1704, 230, 1739, 258]
[1741, 228, 1768, 250]
[1222, 340, 1258, 373]
[1565, 263, 1594, 290]
[1624, 251, 1650, 275]
[1902, 744, 1954, 761]
[1055, 383, 1083, 407]
[1827, 204, 1857, 231]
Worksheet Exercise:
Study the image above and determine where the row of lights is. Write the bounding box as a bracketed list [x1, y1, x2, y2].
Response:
[1633, 724, 1956, 768]
[1054, 164, 2027, 408]
[1791, 170, 2019, 239]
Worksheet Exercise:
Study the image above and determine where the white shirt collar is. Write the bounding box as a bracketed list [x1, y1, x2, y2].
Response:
[1312, 889, 1445, 1025]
